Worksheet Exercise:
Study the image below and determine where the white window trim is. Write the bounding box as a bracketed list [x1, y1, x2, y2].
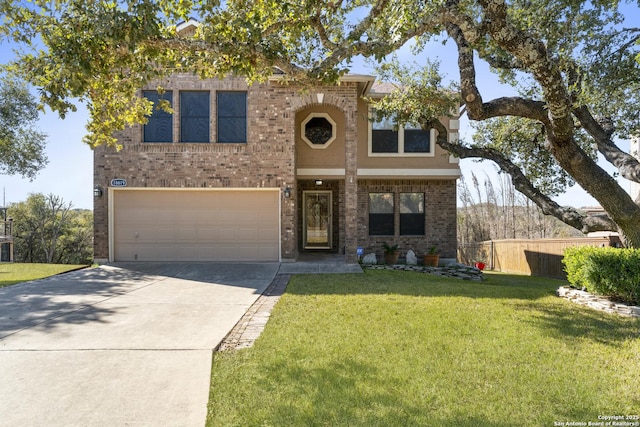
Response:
[301, 112, 337, 149]
[368, 108, 436, 157]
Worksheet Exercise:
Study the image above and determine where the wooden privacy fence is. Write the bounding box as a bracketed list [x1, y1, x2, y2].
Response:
[458, 237, 621, 279]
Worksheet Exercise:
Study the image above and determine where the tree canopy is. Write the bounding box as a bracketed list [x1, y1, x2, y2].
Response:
[1, 0, 640, 244]
[9, 193, 93, 264]
[0, 75, 48, 179]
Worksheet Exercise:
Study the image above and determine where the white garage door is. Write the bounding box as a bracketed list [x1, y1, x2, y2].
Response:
[112, 189, 280, 262]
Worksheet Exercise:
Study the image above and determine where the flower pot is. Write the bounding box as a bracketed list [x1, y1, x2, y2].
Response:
[475, 262, 486, 271]
[423, 254, 439, 267]
[384, 251, 400, 265]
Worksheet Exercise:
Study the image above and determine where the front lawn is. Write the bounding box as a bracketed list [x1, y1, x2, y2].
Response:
[207, 271, 640, 426]
[0, 263, 87, 288]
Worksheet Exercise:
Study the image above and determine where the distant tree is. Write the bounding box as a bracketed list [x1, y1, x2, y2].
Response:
[0, 76, 48, 180]
[57, 209, 93, 264]
[458, 172, 582, 245]
[10, 194, 92, 264]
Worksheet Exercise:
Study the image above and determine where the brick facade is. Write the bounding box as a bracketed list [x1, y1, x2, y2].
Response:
[93, 73, 459, 263]
[357, 179, 458, 260]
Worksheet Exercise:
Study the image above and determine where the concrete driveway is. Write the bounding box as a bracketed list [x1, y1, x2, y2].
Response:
[0, 262, 279, 427]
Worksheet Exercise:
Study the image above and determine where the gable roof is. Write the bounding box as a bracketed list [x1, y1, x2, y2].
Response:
[368, 81, 399, 98]
[176, 18, 200, 36]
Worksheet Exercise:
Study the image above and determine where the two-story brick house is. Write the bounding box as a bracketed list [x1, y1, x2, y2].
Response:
[93, 63, 461, 264]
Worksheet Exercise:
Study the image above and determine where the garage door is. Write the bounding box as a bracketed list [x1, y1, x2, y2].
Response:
[112, 189, 280, 262]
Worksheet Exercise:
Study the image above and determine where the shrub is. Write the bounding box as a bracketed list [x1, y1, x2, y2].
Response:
[563, 246, 640, 304]
[563, 246, 599, 290]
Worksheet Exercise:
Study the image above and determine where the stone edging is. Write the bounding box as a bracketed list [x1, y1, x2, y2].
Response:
[362, 264, 484, 281]
[556, 286, 640, 318]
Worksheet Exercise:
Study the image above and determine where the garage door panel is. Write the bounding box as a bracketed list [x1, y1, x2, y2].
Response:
[117, 209, 159, 224]
[259, 247, 279, 260]
[113, 190, 279, 262]
[195, 210, 213, 222]
[176, 245, 199, 260]
[196, 226, 219, 241]
[155, 246, 182, 261]
[259, 226, 280, 239]
[115, 244, 136, 261]
[175, 227, 198, 241]
[153, 209, 177, 222]
[155, 233, 180, 244]
[115, 227, 157, 243]
[235, 229, 260, 243]
[176, 209, 199, 222]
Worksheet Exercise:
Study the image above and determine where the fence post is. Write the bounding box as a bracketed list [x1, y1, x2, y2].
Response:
[490, 240, 494, 270]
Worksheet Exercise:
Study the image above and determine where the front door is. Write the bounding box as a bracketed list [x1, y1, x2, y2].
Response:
[303, 191, 332, 249]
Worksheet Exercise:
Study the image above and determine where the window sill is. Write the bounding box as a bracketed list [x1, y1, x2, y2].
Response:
[368, 152, 435, 157]
[127, 143, 248, 153]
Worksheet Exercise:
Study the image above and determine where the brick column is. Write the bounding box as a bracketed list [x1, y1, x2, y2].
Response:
[93, 146, 111, 262]
[344, 109, 358, 263]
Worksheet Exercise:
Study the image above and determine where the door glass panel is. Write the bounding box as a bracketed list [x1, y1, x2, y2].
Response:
[304, 192, 331, 249]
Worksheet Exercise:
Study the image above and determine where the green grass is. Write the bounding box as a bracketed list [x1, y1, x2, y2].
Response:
[207, 271, 640, 426]
[0, 263, 88, 288]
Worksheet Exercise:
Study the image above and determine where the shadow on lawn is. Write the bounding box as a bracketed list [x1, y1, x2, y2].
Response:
[516, 299, 640, 346]
[253, 356, 518, 427]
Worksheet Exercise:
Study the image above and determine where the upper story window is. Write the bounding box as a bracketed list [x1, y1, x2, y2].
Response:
[301, 113, 336, 149]
[180, 91, 210, 143]
[217, 91, 247, 143]
[143, 90, 173, 143]
[141, 89, 248, 144]
[369, 109, 435, 157]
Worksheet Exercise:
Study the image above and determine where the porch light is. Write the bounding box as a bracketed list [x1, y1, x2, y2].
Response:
[283, 187, 292, 198]
[94, 186, 103, 198]
[315, 180, 323, 186]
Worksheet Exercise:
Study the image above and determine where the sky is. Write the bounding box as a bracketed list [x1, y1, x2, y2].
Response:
[0, 5, 638, 210]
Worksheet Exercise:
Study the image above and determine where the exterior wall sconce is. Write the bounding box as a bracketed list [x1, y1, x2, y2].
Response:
[315, 179, 323, 186]
[94, 186, 103, 198]
[283, 187, 292, 198]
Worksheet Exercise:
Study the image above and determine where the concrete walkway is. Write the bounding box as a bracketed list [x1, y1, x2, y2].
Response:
[0, 262, 279, 427]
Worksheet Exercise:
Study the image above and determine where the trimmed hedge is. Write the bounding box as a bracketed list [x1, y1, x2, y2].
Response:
[563, 246, 640, 305]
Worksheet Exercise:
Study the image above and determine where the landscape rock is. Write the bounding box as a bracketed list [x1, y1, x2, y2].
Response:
[362, 253, 377, 265]
[556, 286, 640, 318]
[361, 263, 484, 281]
[406, 250, 417, 265]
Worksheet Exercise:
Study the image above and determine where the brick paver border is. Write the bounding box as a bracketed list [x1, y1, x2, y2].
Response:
[217, 274, 291, 351]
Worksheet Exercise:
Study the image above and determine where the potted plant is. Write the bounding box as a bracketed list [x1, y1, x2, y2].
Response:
[382, 242, 400, 265]
[423, 245, 440, 267]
